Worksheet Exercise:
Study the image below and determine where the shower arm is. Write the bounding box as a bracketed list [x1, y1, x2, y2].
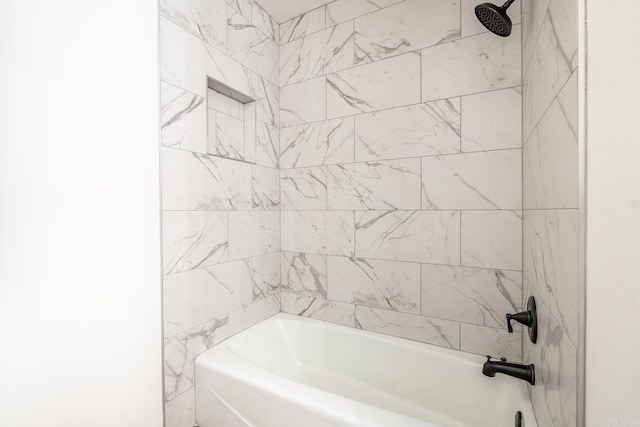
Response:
[501, 0, 516, 9]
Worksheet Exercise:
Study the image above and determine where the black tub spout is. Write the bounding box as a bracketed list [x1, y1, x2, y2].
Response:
[482, 356, 535, 385]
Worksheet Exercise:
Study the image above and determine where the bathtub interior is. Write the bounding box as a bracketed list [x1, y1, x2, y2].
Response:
[215, 314, 535, 427]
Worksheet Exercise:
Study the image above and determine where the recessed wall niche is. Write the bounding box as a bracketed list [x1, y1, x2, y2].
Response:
[207, 77, 257, 163]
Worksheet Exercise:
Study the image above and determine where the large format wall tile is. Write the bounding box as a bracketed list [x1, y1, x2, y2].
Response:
[522, 0, 577, 138]
[280, 118, 354, 168]
[281, 293, 355, 327]
[354, 0, 459, 64]
[165, 386, 195, 427]
[421, 264, 521, 329]
[327, 52, 421, 118]
[251, 74, 280, 127]
[162, 147, 252, 211]
[523, 210, 578, 344]
[160, 0, 227, 51]
[524, 291, 577, 427]
[355, 211, 460, 264]
[326, 0, 404, 26]
[461, 87, 522, 152]
[422, 27, 521, 101]
[252, 1, 277, 42]
[227, 8, 278, 83]
[355, 100, 461, 161]
[281, 77, 327, 127]
[164, 315, 230, 401]
[461, 210, 522, 270]
[161, 82, 207, 153]
[328, 257, 421, 314]
[281, 167, 327, 210]
[522, 0, 551, 69]
[422, 150, 522, 210]
[252, 165, 280, 210]
[280, 7, 326, 44]
[280, 22, 354, 86]
[524, 72, 578, 209]
[228, 211, 280, 260]
[226, 0, 252, 20]
[162, 211, 229, 275]
[161, 17, 252, 98]
[356, 306, 460, 349]
[281, 211, 355, 256]
[249, 252, 281, 300]
[163, 263, 252, 339]
[327, 159, 422, 210]
[281, 252, 328, 298]
[227, 293, 281, 335]
[255, 121, 279, 168]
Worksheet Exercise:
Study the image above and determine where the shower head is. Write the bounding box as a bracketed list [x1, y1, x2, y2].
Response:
[474, 0, 516, 37]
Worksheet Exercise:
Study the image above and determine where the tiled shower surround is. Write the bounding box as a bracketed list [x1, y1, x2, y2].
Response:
[521, 0, 579, 426]
[159, 0, 536, 426]
[279, 0, 523, 359]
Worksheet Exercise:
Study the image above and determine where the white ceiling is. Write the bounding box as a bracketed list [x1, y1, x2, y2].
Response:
[255, 0, 334, 23]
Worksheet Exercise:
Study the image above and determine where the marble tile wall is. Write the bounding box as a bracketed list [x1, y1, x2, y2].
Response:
[279, 0, 524, 362]
[521, 0, 579, 425]
[159, 0, 280, 425]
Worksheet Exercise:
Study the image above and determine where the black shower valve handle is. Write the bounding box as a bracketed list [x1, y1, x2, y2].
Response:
[506, 311, 533, 333]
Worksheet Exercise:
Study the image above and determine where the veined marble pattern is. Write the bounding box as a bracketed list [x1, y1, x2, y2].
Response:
[356, 306, 460, 349]
[327, 52, 421, 118]
[328, 256, 421, 314]
[460, 324, 522, 362]
[252, 165, 280, 210]
[421, 26, 521, 101]
[523, 210, 578, 344]
[461, 0, 521, 38]
[354, 0, 460, 65]
[228, 293, 280, 336]
[160, 0, 227, 51]
[524, 291, 577, 427]
[280, 117, 354, 168]
[461, 87, 522, 152]
[522, 0, 551, 70]
[208, 88, 243, 119]
[164, 315, 230, 401]
[161, 17, 252, 98]
[226, 0, 252, 20]
[421, 149, 522, 210]
[280, 22, 354, 86]
[280, 77, 327, 127]
[249, 252, 281, 300]
[252, 1, 277, 42]
[281, 210, 355, 256]
[421, 264, 521, 329]
[227, 8, 278, 84]
[281, 252, 328, 298]
[355, 99, 461, 161]
[256, 121, 279, 168]
[213, 111, 245, 160]
[251, 74, 279, 127]
[244, 102, 257, 164]
[355, 211, 460, 264]
[162, 147, 252, 210]
[163, 262, 252, 339]
[161, 82, 207, 153]
[280, 7, 326, 44]
[281, 293, 356, 327]
[461, 210, 522, 270]
[228, 211, 280, 260]
[327, 159, 422, 210]
[162, 211, 229, 275]
[326, 0, 404, 27]
[523, 0, 577, 139]
[280, 166, 327, 210]
[165, 386, 195, 427]
[524, 73, 578, 209]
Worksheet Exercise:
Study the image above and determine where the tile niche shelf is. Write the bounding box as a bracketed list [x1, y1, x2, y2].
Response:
[206, 76, 257, 164]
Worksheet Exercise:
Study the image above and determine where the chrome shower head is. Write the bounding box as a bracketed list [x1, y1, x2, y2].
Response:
[475, 0, 516, 37]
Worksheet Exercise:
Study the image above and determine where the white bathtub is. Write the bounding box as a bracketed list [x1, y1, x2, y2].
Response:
[195, 314, 537, 427]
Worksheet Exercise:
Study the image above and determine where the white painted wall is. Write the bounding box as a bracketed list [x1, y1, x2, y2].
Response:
[586, 0, 640, 425]
[0, 1, 163, 426]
